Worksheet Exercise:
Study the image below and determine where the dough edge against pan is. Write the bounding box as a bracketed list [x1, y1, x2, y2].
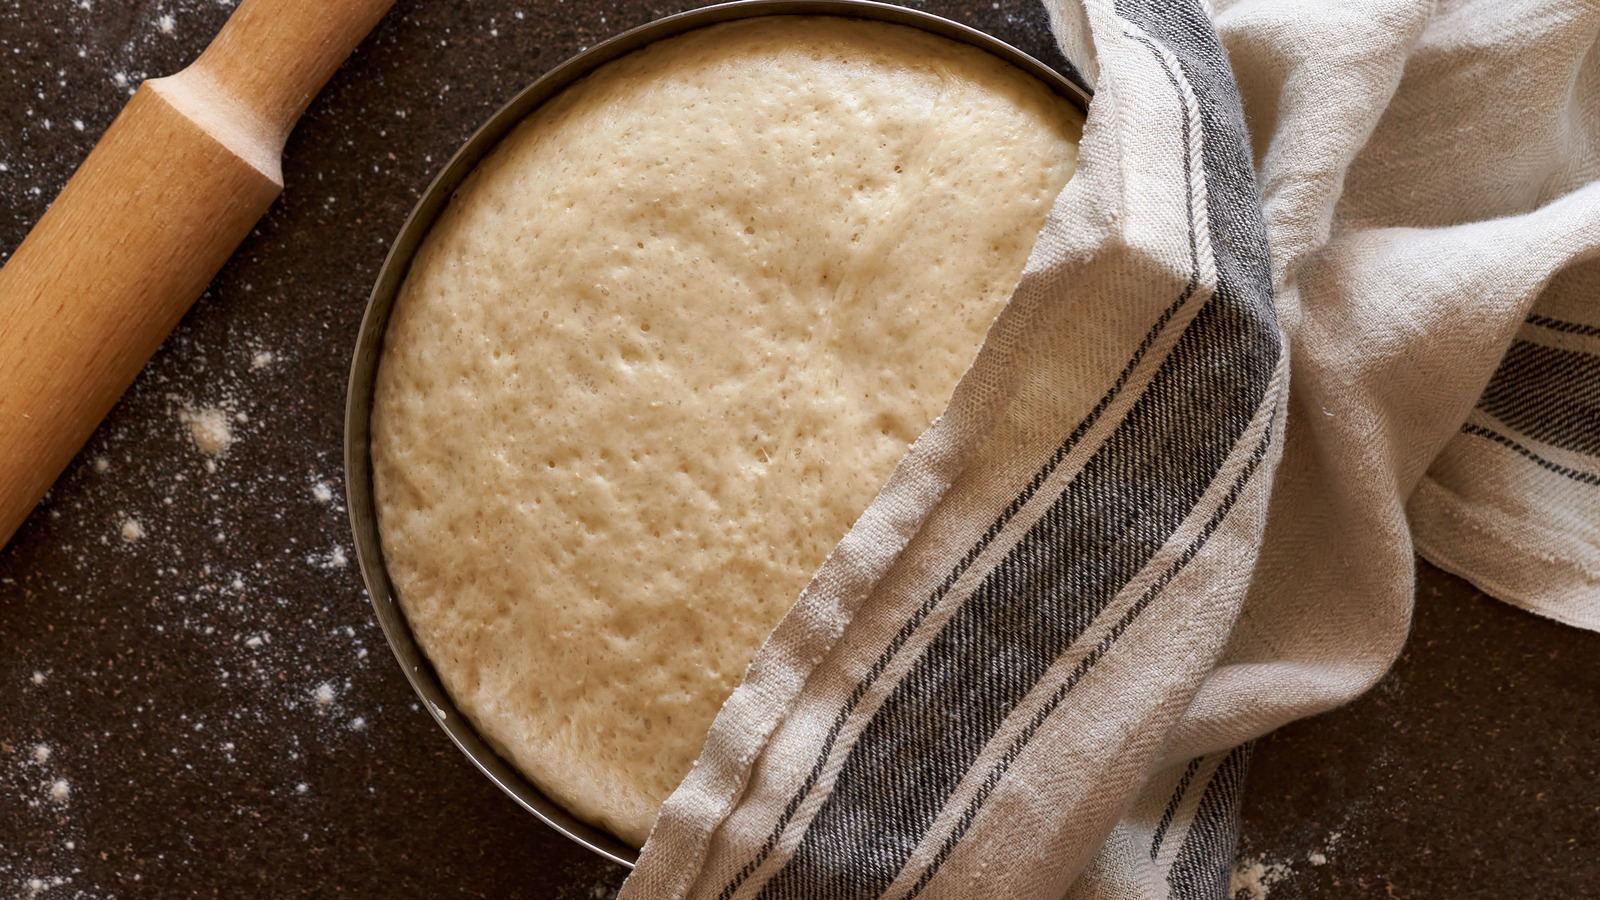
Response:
[371, 15, 1083, 848]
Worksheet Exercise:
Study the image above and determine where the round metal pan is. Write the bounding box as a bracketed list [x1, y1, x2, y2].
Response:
[345, 0, 1090, 868]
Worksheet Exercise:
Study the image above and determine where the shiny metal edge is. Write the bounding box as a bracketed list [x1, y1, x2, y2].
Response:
[344, 0, 1089, 870]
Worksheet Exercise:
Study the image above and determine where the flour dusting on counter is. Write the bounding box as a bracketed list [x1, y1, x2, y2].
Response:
[1231, 854, 1291, 900]
[178, 405, 235, 459]
[2, 329, 374, 897]
[118, 516, 144, 543]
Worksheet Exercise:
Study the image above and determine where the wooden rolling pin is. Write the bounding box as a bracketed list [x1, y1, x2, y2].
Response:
[0, 0, 395, 549]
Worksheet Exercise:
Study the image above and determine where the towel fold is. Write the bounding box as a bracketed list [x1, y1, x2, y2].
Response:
[623, 0, 1600, 896]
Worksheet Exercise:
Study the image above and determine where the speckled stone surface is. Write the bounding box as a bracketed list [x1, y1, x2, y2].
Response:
[1, 1, 1596, 897]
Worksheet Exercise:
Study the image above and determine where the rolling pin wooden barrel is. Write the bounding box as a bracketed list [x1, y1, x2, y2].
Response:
[0, 0, 395, 549]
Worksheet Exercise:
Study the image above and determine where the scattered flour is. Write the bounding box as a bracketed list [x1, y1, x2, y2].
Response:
[310, 546, 348, 569]
[119, 516, 145, 543]
[1308, 850, 1328, 866]
[1231, 854, 1291, 900]
[1, 3, 413, 894]
[313, 683, 336, 706]
[178, 405, 235, 458]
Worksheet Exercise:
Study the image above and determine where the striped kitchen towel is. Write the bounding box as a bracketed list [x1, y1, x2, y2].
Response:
[622, 0, 1600, 897]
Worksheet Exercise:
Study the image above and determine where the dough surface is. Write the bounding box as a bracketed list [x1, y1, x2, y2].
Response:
[372, 15, 1082, 847]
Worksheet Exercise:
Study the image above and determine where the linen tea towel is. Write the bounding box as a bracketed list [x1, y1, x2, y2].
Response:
[623, 0, 1600, 897]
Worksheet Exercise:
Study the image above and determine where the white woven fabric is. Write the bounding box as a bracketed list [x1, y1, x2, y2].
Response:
[622, 1, 1600, 897]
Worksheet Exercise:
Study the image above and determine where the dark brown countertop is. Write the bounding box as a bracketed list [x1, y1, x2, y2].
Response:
[2, 1, 1596, 897]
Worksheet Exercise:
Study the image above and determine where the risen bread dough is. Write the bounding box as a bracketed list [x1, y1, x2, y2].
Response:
[372, 16, 1082, 847]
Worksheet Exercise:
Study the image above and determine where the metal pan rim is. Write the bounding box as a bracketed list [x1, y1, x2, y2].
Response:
[344, 0, 1090, 869]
